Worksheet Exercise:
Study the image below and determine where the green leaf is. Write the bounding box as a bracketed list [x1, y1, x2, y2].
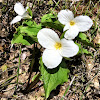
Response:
[22, 20, 33, 27]
[29, 35, 38, 42]
[11, 21, 40, 45]
[79, 33, 89, 42]
[41, 13, 64, 32]
[23, 36, 36, 43]
[11, 32, 31, 45]
[20, 23, 41, 36]
[77, 33, 95, 48]
[20, 26, 38, 36]
[39, 57, 70, 99]
[42, 21, 64, 32]
[41, 13, 56, 23]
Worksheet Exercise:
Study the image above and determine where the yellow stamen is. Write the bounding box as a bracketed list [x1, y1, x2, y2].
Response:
[70, 20, 75, 26]
[54, 42, 62, 50]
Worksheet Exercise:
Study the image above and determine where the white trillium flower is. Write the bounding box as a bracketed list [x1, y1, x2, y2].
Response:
[10, 2, 31, 24]
[37, 28, 79, 69]
[58, 10, 93, 39]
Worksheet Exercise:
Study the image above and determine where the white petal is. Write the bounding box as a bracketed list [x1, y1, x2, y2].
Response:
[60, 39, 79, 57]
[14, 2, 26, 16]
[37, 28, 60, 49]
[25, 6, 29, 11]
[64, 25, 79, 39]
[63, 23, 70, 32]
[42, 49, 62, 69]
[74, 15, 93, 32]
[10, 16, 22, 24]
[22, 12, 32, 19]
[58, 9, 74, 25]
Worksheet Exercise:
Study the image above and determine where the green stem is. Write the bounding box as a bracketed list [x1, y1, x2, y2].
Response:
[60, 31, 66, 39]
[27, 44, 35, 86]
[24, 73, 41, 93]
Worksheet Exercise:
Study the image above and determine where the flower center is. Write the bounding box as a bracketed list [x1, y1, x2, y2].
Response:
[70, 20, 75, 26]
[54, 42, 62, 50]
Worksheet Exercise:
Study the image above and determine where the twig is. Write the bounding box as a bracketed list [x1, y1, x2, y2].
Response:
[27, 44, 35, 86]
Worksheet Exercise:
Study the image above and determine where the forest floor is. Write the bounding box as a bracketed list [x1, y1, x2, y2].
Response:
[0, 0, 100, 100]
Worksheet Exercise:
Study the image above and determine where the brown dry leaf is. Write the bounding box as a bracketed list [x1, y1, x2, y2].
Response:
[28, 95, 34, 100]
[92, 77, 99, 89]
[68, 94, 79, 100]
[0, 45, 3, 52]
[9, 53, 15, 60]
[0, 0, 4, 3]
[0, 0, 3, 2]
[21, 52, 27, 60]
[3, 79, 16, 97]
[32, 86, 44, 100]
[58, 86, 66, 97]
[86, 86, 91, 92]
[94, 33, 100, 44]
[86, 59, 94, 71]
[18, 73, 28, 83]
[1, 98, 7, 100]
[32, 96, 44, 100]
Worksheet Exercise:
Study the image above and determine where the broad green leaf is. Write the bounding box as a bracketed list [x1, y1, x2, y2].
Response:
[23, 36, 37, 43]
[11, 32, 31, 45]
[42, 21, 64, 32]
[11, 21, 40, 45]
[41, 13, 56, 23]
[79, 33, 89, 42]
[39, 57, 70, 99]
[22, 20, 33, 27]
[19, 23, 41, 36]
[41, 13, 64, 32]
[20, 26, 39, 36]
[29, 35, 38, 42]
